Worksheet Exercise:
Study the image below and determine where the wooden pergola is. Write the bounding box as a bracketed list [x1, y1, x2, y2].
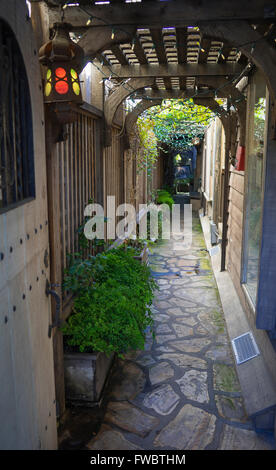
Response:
[38, 0, 276, 140]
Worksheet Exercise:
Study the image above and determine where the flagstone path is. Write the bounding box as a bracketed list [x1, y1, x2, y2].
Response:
[86, 211, 275, 451]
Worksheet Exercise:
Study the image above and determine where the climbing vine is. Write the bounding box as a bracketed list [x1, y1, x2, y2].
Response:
[136, 116, 159, 173]
[141, 99, 216, 152]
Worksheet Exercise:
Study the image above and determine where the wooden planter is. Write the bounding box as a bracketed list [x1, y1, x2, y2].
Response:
[64, 351, 114, 406]
[63, 240, 148, 407]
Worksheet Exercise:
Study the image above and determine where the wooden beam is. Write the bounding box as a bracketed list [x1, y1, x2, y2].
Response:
[217, 44, 233, 63]
[198, 38, 211, 64]
[150, 28, 167, 64]
[176, 27, 187, 90]
[175, 27, 187, 64]
[110, 45, 129, 65]
[133, 36, 148, 65]
[163, 77, 172, 90]
[102, 63, 244, 78]
[104, 76, 155, 132]
[48, 1, 276, 29]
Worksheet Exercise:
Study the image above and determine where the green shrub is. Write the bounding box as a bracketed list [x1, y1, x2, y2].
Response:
[156, 189, 174, 210]
[62, 247, 157, 357]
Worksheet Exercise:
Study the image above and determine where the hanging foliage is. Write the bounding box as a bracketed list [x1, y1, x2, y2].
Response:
[136, 116, 159, 172]
[138, 98, 217, 152]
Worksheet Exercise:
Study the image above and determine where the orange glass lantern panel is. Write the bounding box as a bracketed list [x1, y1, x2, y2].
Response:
[55, 67, 67, 79]
[55, 80, 69, 94]
[54, 66, 69, 95]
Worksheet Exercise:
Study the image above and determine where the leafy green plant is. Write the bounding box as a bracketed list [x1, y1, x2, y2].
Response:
[140, 98, 215, 153]
[156, 189, 174, 209]
[62, 247, 157, 357]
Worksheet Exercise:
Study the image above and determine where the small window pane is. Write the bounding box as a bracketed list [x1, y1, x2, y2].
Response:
[0, 20, 35, 213]
[243, 72, 267, 305]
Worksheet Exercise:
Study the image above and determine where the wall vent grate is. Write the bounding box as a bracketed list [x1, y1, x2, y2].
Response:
[231, 332, 260, 365]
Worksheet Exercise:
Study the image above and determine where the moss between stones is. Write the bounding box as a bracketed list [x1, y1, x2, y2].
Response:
[212, 309, 226, 333]
[213, 364, 241, 393]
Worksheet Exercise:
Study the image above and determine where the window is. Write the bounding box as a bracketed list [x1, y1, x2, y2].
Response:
[0, 20, 35, 213]
[242, 71, 267, 305]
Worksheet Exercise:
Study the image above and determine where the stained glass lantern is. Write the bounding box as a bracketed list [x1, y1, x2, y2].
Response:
[39, 23, 84, 107]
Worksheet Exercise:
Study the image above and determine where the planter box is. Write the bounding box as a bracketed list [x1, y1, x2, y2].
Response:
[64, 351, 114, 406]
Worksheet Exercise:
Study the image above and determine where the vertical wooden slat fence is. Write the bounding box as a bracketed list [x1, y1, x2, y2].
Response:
[103, 126, 124, 219]
[57, 111, 98, 307]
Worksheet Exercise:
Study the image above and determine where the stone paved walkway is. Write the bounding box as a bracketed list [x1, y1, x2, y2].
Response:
[86, 212, 275, 451]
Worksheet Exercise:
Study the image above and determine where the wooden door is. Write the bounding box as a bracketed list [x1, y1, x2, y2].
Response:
[0, 3, 57, 449]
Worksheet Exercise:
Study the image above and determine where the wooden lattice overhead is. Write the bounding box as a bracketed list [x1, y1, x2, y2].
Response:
[45, 0, 276, 93]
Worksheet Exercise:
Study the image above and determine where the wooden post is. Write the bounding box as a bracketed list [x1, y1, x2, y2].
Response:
[45, 109, 65, 420]
[220, 114, 232, 272]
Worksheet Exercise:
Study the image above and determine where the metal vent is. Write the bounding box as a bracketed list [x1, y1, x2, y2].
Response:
[231, 332, 260, 365]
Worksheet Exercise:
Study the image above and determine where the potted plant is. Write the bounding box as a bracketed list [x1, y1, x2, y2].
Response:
[61, 247, 157, 406]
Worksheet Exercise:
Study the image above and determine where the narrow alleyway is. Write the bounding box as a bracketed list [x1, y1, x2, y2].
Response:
[62, 200, 276, 451]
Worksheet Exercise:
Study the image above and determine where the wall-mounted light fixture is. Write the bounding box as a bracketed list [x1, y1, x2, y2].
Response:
[39, 22, 84, 125]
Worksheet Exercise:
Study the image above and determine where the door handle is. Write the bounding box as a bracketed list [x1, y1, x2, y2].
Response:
[46, 280, 61, 338]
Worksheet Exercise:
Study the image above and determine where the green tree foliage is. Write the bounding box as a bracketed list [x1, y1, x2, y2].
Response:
[138, 98, 216, 152]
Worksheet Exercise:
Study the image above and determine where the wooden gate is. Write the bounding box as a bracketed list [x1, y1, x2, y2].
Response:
[0, 4, 57, 449]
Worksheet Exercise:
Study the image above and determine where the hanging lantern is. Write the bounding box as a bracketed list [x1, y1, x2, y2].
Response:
[39, 22, 84, 120]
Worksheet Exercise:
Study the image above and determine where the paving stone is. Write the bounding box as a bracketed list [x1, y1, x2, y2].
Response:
[172, 323, 194, 337]
[155, 345, 176, 353]
[154, 300, 171, 309]
[157, 279, 169, 285]
[87, 424, 141, 450]
[176, 370, 209, 403]
[177, 260, 199, 268]
[156, 324, 172, 334]
[155, 313, 170, 322]
[143, 384, 180, 416]
[218, 425, 275, 450]
[198, 311, 225, 334]
[149, 361, 175, 385]
[157, 353, 207, 370]
[177, 316, 198, 326]
[216, 334, 229, 345]
[169, 337, 211, 353]
[174, 288, 218, 308]
[155, 334, 177, 344]
[169, 298, 197, 308]
[215, 395, 247, 422]
[136, 354, 156, 367]
[195, 324, 210, 336]
[205, 344, 233, 362]
[167, 307, 185, 316]
[157, 291, 172, 300]
[183, 307, 206, 314]
[150, 306, 159, 314]
[105, 402, 159, 437]
[150, 265, 169, 273]
[158, 284, 171, 290]
[170, 279, 188, 285]
[154, 404, 216, 450]
[213, 364, 241, 393]
[108, 361, 146, 400]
